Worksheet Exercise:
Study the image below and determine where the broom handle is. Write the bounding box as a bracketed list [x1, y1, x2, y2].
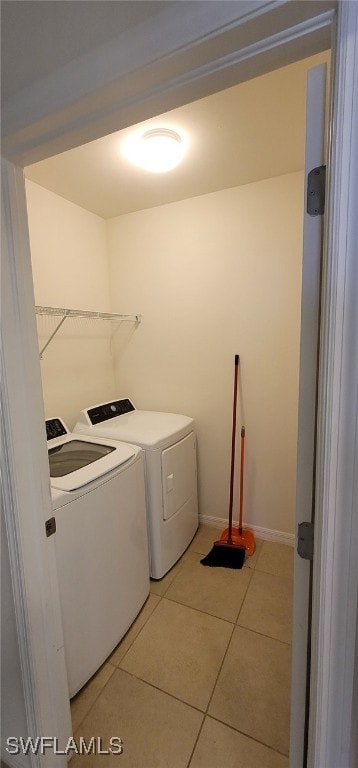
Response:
[228, 354, 239, 543]
[239, 426, 245, 535]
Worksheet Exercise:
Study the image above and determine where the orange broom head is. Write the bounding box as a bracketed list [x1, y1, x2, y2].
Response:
[220, 527, 256, 556]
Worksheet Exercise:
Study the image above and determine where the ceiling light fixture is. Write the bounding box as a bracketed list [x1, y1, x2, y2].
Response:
[121, 127, 186, 173]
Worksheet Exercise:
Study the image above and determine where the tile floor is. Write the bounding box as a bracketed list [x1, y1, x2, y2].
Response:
[70, 526, 293, 767]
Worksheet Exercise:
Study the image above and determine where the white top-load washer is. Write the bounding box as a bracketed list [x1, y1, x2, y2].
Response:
[46, 417, 149, 697]
[74, 399, 199, 579]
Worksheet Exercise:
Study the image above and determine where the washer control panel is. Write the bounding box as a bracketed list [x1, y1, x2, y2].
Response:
[88, 399, 135, 425]
[46, 418, 68, 441]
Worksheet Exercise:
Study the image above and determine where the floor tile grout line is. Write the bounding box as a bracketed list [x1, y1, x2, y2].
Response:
[187, 547, 293, 581]
[73, 577, 241, 733]
[150, 579, 172, 599]
[72, 595, 164, 732]
[159, 592, 243, 627]
[111, 594, 164, 666]
[235, 568, 293, 643]
[254, 567, 294, 581]
[184, 620, 239, 762]
[75, 593, 291, 717]
[151, 584, 168, 598]
[115, 667, 210, 716]
[161, 593, 236, 627]
[149, 551, 190, 597]
[206, 712, 290, 759]
[186, 714, 207, 768]
[234, 622, 293, 647]
[203, 620, 236, 717]
[71, 662, 117, 735]
[73, 607, 291, 739]
[234, 564, 255, 624]
[156, 585, 293, 647]
[180, 556, 291, 757]
[152, 546, 257, 624]
[157, 588, 292, 647]
[236, 564, 294, 637]
[73, 662, 290, 761]
[236, 619, 292, 646]
[116, 611, 291, 711]
[154, 576, 292, 644]
[74, 646, 210, 737]
[71, 534, 293, 746]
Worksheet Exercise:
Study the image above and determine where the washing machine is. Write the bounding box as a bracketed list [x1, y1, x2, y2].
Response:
[74, 399, 199, 579]
[46, 417, 150, 697]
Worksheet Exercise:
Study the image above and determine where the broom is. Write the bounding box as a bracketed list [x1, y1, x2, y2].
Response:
[220, 425, 256, 556]
[201, 354, 245, 569]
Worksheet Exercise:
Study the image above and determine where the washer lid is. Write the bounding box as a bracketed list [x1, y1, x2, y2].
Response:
[75, 407, 194, 449]
[48, 436, 136, 491]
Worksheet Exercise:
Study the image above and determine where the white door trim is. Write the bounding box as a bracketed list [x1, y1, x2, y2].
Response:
[309, 4, 358, 767]
[2, 0, 335, 167]
[290, 62, 327, 768]
[1, 3, 357, 767]
[1, 159, 71, 766]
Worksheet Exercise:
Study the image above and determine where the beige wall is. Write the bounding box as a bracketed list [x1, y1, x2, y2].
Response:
[27, 172, 303, 536]
[26, 180, 116, 427]
[107, 172, 304, 536]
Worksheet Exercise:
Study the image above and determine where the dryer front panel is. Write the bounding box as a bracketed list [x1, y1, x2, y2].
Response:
[161, 431, 197, 521]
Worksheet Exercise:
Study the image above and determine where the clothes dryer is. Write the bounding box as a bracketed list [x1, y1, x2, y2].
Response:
[47, 417, 149, 697]
[74, 399, 198, 579]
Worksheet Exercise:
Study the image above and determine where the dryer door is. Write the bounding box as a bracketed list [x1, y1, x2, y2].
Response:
[162, 432, 197, 521]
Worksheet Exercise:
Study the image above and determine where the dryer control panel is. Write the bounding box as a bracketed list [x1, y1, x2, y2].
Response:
[46, 418, 68, 441]
[88, 399, 135, 425]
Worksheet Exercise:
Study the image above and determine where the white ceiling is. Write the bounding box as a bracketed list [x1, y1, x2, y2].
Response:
[25, 50, 329, 220]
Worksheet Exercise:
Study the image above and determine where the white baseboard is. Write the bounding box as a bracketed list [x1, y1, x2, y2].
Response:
[199, 514, 295, 547]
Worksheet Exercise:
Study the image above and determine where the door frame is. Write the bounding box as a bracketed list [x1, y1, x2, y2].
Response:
[290, 62, 328, 768]
[1, 3, 357, 767]
[308, 5, 358, 766]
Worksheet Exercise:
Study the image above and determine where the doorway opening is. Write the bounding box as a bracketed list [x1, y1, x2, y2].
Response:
[22, 48, 330, 766]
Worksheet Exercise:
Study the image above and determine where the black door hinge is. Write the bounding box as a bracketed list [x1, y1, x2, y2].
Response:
[307, 165, 326, 216]
[45, 516, 56, 537]
[297, 522, 314, 561]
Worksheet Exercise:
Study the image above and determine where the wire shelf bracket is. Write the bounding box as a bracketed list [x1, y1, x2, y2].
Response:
[35, 305, 142, 358]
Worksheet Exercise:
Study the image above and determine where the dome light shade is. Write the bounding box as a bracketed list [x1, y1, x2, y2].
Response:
[121, 128, 186, 173]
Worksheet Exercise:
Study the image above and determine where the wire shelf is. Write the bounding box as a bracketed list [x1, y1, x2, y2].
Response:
[35, 305, 142, 357]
